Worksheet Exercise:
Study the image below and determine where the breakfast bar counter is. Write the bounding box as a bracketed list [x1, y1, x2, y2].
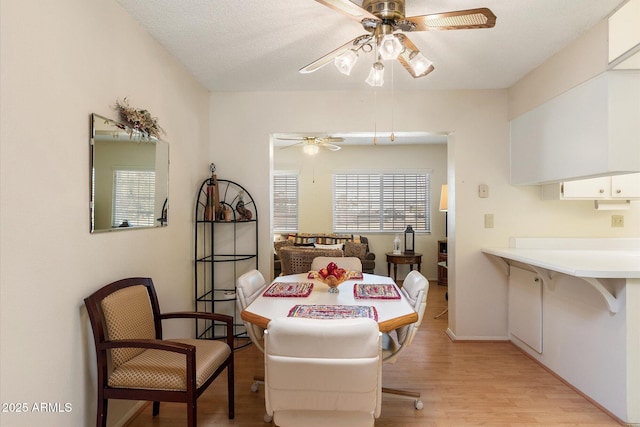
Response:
[482, 238, 640, 425]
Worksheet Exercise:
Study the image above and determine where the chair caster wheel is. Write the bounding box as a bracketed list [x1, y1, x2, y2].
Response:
[414, 399, 424, 410]
[264, 413, 273, 422]
[250, 382, 259, 392]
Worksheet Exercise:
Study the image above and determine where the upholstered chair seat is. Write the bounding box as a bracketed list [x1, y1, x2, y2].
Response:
[108, 338, 230, 390]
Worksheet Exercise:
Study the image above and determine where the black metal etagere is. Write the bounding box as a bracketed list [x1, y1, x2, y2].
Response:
[194, 178, 258, 347]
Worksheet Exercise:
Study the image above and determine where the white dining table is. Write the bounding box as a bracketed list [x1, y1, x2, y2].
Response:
[240, 273, 418, 333]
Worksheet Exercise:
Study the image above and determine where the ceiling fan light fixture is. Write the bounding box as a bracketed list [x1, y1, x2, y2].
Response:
[334, 49, 359, 75]
[365, 61, 384, 86]
[379, 34, 403, 60]
[303, 144, 320, 156]
[408, 51, 433, 76]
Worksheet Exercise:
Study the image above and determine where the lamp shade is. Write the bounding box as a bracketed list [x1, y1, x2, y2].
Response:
[303, 144, 320, 156]
[334, 49, 358, 75]
[365, 62, 384, 86]
[408, 52, 433, 76]
[379, 34, 403, 60]
[439, 184, 448, 212]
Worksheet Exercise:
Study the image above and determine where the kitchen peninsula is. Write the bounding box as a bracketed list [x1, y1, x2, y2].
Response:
[483, 238, 640, 425]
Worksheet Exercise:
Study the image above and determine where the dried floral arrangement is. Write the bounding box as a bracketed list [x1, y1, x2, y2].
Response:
[114, 98, 165, 139]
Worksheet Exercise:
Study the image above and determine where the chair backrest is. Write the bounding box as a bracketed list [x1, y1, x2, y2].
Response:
[385, 270, 428, 363]
[265, 317, 382, 427]
[236, 269, 267, 352]
[85, 278, 161, 371]
[279, 247, 343, 275]
[311, 256, 363, 272]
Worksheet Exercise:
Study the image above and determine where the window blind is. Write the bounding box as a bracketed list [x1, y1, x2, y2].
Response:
[112, 169, 155, 227]
[333, 172, 430, 233]
[273, 172, 299, 232]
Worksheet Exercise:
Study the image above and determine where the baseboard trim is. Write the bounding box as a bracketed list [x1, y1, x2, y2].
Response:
[445, 328, 509, 342]
[120, 401, 147, 427]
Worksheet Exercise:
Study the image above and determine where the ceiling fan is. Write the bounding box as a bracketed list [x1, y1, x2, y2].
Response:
[300, 0, 497, 84]
[278, 136, 344, 154]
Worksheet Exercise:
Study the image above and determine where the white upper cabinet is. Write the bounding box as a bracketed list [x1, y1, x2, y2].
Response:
[611, 173, 640, 198]
[609, 0, 640, 68]
[510, 71, 640, 185]
[542, 173, 640, 200]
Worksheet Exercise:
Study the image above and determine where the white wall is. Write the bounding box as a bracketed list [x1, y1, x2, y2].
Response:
[274, 143, 448, 280]
[0, 0, 210, 426]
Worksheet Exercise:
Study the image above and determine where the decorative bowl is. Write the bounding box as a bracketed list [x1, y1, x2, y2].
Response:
[311, 271, 351, 293]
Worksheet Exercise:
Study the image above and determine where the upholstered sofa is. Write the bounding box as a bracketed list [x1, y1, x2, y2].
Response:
[273, 233, 376, 277]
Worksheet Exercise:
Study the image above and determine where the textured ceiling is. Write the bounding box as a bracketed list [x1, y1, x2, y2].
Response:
[116, 0, 626, 92]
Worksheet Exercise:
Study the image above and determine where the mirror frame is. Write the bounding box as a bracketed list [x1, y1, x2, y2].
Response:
[90, 113, 169, 233]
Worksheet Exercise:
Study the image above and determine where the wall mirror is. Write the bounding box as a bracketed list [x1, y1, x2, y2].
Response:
[90, 113, 169, 233]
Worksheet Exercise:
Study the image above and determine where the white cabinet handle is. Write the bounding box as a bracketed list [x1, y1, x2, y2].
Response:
[599, 189, 605, 193]
[616, 189, 622, 194]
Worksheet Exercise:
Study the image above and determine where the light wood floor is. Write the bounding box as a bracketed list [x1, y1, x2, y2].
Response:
[126, 284, 621, 427]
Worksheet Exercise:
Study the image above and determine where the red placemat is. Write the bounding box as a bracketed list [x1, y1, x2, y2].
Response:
[263, 282, 314, 298]
[353, 283, 401, 300]
[307, 271, 363, 280]
[288, 304, 378, 321]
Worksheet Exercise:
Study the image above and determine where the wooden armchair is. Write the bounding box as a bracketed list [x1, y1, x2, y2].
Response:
[84, 277, 234, 427]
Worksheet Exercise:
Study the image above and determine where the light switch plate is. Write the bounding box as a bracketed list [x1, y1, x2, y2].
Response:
[479, 184, 489, 198]
[484, 213, 494, 228]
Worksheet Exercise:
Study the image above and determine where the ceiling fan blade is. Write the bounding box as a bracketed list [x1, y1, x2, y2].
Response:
[323, 137, 345, 143]
[396, 34, 435, 78]
[299, 35, 372, 74]
[279, 141, 305, 150]
[405, 8, 497, 31]
[313, 0, 377, 22]
[321, 143, 342, 151]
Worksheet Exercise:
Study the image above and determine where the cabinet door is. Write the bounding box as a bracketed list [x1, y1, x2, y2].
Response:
[562, 176, 610, 198]
[611, 173, 640, 198]
[509, 267, 542, 353]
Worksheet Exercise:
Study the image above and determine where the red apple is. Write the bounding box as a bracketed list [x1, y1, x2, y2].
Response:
[319, 268, 329, 278]
[326, 262, 338, 272]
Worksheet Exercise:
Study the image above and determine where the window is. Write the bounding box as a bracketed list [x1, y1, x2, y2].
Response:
[333, 171, 430, 233]
[273, 172, 299, 232]
[112, 169, 156, 227]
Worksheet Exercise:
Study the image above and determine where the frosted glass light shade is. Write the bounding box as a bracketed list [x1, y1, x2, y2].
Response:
[334, 50, 358, 75]
[303, 144, 320, 155]
[379, 34, 403, 60]
[365, 62, 384, 86]
[409, 52, 433, 76]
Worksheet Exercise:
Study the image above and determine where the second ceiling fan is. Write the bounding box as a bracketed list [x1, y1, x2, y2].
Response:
[278, 136, 344, 154]
[300, 0, 497, 85]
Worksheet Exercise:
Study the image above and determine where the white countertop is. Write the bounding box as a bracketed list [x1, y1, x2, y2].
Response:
[482, 238, 640, 279]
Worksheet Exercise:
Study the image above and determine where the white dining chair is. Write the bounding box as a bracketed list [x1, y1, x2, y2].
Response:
[311, 256, 363, 272]
[235, 269, 267, 392]
[264, 317, 382, 427]
[381, 270, 428, 409]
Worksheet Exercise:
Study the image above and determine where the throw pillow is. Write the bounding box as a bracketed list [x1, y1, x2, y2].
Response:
[344, 241, 367, 259]
[314, 243, 343, 250]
